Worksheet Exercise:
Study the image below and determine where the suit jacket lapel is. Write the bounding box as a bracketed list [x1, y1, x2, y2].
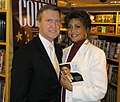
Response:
[54, 43, 62, 64]
[35, 36, 55, 71]
[34, 36, 61, 80]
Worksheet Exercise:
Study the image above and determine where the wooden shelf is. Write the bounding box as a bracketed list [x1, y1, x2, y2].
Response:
[90, 32, 120, 37]
[107, 58, 119, 63]
[60, 28, 67, 31]
[117, 52, 120, 102]
[91, 22, 116, 25]
[0, 42, 6, 45]
[109, 82, 118, 88]
[0, 9, 7, 13]
[0, 73, 6, 77]
[0, 0, 10, 102]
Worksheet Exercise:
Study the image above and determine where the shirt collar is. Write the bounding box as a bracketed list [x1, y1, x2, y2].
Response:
[38, 33, 54, 49]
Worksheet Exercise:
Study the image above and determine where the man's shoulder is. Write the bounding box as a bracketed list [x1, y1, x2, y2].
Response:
[15, 36, 40, 53]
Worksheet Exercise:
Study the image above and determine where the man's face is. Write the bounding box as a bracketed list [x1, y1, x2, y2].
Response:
[61, 66, 70, 75]
[37, 9, 61, 42]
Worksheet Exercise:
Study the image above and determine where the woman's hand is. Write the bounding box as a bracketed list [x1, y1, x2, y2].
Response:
[60, 74, 73, 91]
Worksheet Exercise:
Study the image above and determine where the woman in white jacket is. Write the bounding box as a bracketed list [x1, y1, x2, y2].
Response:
[60, 10, 107, 102]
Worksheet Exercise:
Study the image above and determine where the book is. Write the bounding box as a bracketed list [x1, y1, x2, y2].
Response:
[0, 19, 6, 42]
[113, 43, 120, 59]
[108, 64, 118, 85]
[0, 80, 5, 102]
[70, 72, 83, 82]
[0, 49, 5, 73]
[59, 62, 83, 82]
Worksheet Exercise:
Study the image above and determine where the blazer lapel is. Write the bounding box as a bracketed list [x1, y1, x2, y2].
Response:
[71, 39, 90, 62]
[34, 36, 60, 80]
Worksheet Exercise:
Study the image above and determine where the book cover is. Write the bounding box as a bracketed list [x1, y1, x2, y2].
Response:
[59, 62, 83, 82]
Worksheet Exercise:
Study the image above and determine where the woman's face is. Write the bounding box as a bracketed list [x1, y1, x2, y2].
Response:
[61, 66, 70, 75]
[67, 18, 87, 42]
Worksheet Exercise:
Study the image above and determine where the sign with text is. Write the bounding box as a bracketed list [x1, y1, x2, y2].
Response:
[12, 0, 57, 47]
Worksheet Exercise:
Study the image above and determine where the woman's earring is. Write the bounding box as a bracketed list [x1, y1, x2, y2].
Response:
[85, 33, 88, 38]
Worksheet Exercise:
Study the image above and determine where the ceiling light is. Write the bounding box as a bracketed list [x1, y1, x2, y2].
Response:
[110, 0, 120, 3]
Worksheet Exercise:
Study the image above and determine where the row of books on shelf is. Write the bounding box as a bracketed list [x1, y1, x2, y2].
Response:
[91, 26, 114, 34]
[118, 15, 120, 23]
[0, 79, 5, 102]
[108, 64, 118, 86]
[91, 38, 120, 59]
[102, 64, 118, 102]
[90, 14, 116, 23]
[0, 0, 7, 10]
[106, 86, 117, 102]
[117, 26, 120, 34]
[0, 49, 5, 73]
[0, 19, 6, 42]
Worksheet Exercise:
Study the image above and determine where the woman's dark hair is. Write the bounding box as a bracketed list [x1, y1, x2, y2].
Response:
[65, 10, 91, 31]
[60, 64, 71, 70]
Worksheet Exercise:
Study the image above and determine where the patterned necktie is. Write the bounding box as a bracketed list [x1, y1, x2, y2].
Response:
[49, 44, 60, 78]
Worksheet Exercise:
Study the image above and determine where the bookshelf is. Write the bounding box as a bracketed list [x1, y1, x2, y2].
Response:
[89, 11, 120, 102]
[89, 11, 120, 35]
[117, 52, 120, 102]
[0, 0, 10, 102]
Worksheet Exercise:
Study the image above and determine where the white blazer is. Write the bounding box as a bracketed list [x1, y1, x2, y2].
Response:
[62, 39, 107, 102]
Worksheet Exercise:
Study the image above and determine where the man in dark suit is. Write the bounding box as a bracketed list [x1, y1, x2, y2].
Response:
[10, 4, 62, 102]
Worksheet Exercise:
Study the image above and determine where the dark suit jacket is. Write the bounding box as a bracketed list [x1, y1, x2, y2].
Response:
[10, 35, 62, 102]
